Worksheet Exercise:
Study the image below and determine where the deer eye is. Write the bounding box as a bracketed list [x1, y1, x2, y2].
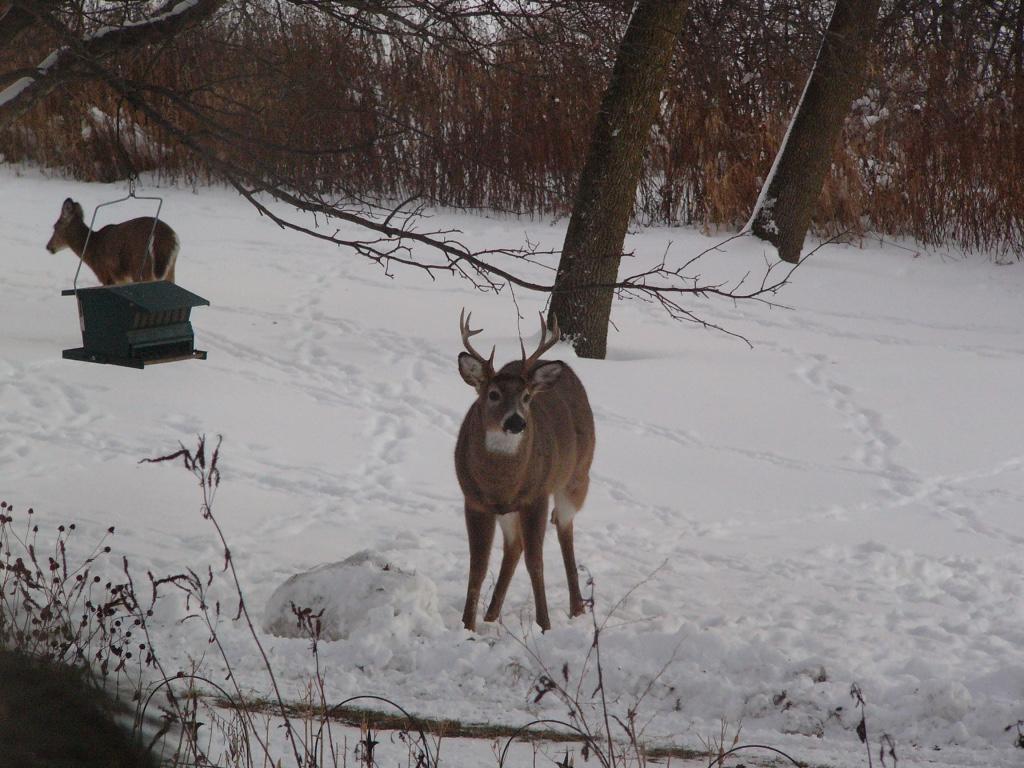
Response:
[488, 390, 501, 402]
[522, 393, 532, 404]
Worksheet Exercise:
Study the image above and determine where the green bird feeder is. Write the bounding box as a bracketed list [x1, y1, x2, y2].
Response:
[60, 188, 209, 369]
[62, 282, 208, 369]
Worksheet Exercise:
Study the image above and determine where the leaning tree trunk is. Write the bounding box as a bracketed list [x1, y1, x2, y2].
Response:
[748, 0, 881, 263]
[548, 0, 688, 360]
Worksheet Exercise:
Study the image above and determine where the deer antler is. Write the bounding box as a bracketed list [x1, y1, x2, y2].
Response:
[520, 312, 561, 372]
[460, 308, 495, 376]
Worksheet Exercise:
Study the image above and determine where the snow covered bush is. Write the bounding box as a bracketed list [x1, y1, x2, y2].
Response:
[262, 551, 445, 642]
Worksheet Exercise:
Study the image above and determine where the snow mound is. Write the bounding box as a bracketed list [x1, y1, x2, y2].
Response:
[262, 551, 445, 641]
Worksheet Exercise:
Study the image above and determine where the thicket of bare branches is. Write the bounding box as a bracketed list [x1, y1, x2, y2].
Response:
[2, 0, 812, 339]
[2, 0, 1021, 260]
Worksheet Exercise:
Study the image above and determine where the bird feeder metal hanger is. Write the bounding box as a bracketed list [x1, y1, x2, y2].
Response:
[70, 107, 163, 292]
[70, 175, 165, 293]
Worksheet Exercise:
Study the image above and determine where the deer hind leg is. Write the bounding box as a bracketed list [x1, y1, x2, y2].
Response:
[553, 483, 588, 619]
[462, 504, 496, 632]
[484, 512, 523, 623]
[521, 497, 551, 631]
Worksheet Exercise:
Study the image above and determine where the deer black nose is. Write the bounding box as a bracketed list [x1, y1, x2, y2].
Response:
[503, 414, 526, 434]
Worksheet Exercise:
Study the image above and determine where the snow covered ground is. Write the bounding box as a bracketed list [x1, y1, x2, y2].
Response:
[2, 166, 1023, 768]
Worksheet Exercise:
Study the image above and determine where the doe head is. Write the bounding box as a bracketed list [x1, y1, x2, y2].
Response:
[46, 198, 84, 253]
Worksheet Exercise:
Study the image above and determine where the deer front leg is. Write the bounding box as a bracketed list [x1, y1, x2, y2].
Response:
[520, 497, 551, 631]
[553, 490, 586, 618]
[484, 512, 523, 623]
[462, 503, 496, 632]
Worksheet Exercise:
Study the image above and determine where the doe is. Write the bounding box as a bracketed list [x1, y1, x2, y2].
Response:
[454, 310, 596, 631]
[46, 197, 179, 285]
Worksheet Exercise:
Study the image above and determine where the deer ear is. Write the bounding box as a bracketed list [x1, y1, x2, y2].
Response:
[459, 352, 489, 389]
[61, 198, 76, 217]
[528, 360, 564, 391]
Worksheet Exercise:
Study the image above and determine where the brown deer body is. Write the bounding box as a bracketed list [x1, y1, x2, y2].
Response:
[455, 311, 596, 631]
[46, 198, 179, 285]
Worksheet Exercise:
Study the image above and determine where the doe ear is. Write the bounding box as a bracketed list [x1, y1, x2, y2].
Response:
[528, 360, 564, 391]
[458, 352, 490, 390]
[61, 198, 77, 218]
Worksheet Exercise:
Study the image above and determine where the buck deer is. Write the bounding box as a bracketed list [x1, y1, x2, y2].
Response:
[45, 197, 179, 285]
[455, 310, 596, 632]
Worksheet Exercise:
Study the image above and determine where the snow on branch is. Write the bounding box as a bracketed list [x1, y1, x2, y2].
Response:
[0, 0, 226, 127]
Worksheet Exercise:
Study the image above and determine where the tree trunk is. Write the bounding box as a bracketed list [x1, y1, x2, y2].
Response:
[548, 0, 688, 360]
[749, 0, 881, 263]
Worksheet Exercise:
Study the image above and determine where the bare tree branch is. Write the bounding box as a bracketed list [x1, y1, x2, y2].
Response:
[1, 0, 802, 345]
[0, 1, 58, 51]
[0, 0, 228, 129]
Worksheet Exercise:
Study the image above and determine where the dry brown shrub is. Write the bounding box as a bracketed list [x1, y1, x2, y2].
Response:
[2, 1, 1020, 257]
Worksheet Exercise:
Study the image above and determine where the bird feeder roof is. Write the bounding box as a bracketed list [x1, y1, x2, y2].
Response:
[62, 281, 210, 311]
